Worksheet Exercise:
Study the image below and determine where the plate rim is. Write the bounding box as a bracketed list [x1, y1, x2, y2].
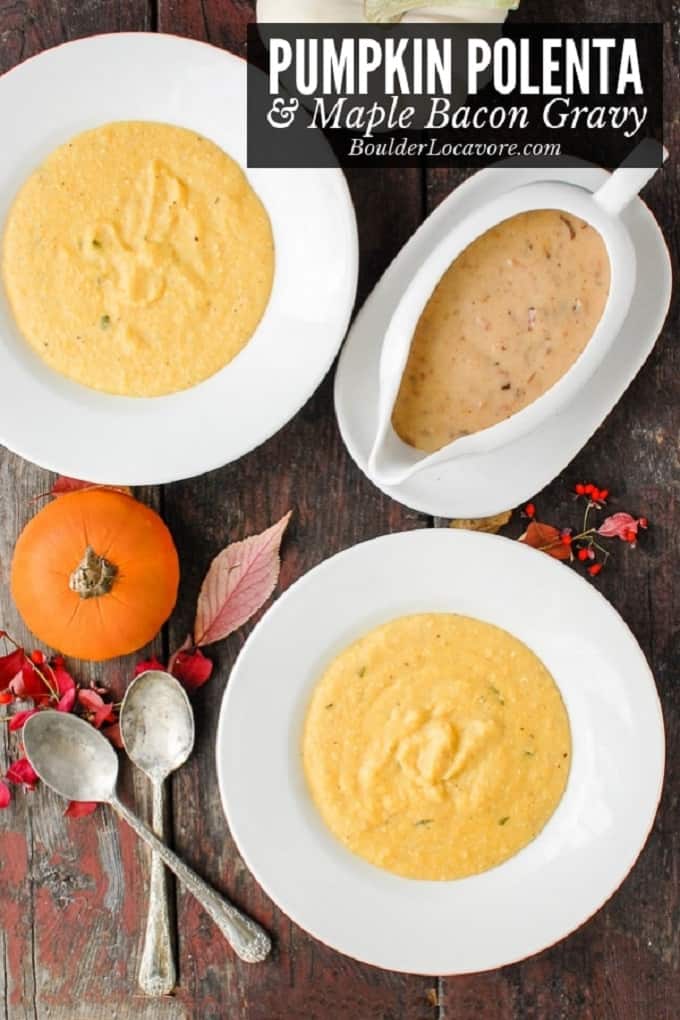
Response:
[216, 528, 665, 974]
[334, 162, 672, 518]
[0, 31, 360, 484]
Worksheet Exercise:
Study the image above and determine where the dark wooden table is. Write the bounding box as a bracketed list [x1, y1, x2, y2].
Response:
[0, 2, 677, 1018]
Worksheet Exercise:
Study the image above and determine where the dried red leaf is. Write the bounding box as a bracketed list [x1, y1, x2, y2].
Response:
[6, 757, 39, 790]
[52, 659, 76, 695]
[134, 656, 165, 677]
[102, 721, 124, 749]
[77, 688, 115, 728]
[0, 780, 10, 809]
[8, 708, 39, 732]
[194, 512, 292, 647]
[167, 635, 191, 675]
[519, 521, 572, 561]
[51, 476, 132, 497]
[171, 647, 213, 692]
[0, 648, 24, 687]
[64, 800, 98, 818]
[57, 688, 77, 713]
[10, 659, 52, 703]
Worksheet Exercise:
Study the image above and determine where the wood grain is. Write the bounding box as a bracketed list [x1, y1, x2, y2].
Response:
[0, 1, 677, 1018]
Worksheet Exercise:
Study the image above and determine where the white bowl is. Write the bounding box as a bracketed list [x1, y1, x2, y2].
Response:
[0, 34, 358, 484]
[369, 166, 660, 487]
[217, 529, 665, 974]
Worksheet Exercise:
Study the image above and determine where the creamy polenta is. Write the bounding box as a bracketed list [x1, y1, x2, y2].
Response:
[303, 613, 571, 881]
[2, 121, 274, 396]
[392, 210, 610, 452]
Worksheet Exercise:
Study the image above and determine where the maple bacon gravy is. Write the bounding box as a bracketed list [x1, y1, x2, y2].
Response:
[392, 209, 610, 453]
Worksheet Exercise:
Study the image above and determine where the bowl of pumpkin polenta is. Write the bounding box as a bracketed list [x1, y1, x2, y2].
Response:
[216, 528, 664, 975]
[0, 33, 358, 483]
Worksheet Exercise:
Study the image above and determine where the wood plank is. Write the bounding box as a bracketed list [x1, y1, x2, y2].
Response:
[155, 3, 436, 1017]
[430, 2, 679, 1017]
[0, 4, 172, 1020]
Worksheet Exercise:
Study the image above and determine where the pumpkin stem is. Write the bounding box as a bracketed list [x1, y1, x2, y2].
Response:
[69, 546, 118, 599]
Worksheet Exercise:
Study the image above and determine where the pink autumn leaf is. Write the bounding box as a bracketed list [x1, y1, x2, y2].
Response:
[6, 757, 39, 790]
[171, 647, 213, 692]
[194, 512, 292, 647]
[8, 708, 39, 732]
[134, 656, 165, 677]
[64, 801, 98, 818]
[0, 780, 10, 809]
[57, 688, 77, 713]
[598, 513, 648, 542]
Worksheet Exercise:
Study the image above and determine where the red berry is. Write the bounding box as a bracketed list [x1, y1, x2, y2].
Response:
[599, 489, 609, 501]
[575, 483, 586, 495]
[588, 563, 603, 577]
[577, 548, 590, 562]
[584, 484, 595, 495]
[561, 533, 572, 546]
[0, 691, 13, 705]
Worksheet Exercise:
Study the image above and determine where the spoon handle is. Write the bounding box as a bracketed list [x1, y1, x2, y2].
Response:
[138, 778, 176, 996]
[111, 796, 271, 964]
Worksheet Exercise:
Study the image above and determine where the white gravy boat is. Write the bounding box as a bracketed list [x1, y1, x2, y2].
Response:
[369, 153, 666, 487]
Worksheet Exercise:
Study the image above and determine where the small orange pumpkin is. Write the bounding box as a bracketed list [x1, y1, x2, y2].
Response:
[11, 489, 180, 662]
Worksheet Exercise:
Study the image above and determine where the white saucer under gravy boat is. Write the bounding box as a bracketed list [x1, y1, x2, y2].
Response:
[369, 153, 665, 488]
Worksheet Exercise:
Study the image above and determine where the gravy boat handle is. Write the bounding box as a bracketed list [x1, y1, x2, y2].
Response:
[593, 140, 667, 216]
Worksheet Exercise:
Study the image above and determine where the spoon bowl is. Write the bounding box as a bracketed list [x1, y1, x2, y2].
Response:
[120, 670, 195, 780]
[23, 710, 118, 803]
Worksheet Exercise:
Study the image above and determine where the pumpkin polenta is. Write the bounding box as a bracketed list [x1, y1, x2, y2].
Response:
[2, 121, 274, 396]
[303, 613, 571, 881]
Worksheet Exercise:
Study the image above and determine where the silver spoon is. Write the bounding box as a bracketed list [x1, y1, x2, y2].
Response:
[23, 709, 271, 965]
[119, 670, 193, 996]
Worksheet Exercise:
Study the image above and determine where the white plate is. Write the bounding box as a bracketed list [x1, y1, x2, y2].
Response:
[335, 164, 672, 518]
[217, 529, 664, 975]
[0, 33, 358, 484]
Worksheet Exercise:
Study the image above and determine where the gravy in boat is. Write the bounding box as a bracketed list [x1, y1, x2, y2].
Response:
[392, 210, 610, 453]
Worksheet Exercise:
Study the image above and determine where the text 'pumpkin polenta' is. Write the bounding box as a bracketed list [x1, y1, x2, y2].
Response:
[11, 489, 179, 661]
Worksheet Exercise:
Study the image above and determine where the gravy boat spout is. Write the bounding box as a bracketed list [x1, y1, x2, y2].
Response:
[368, 149, 666, 490]
[369, 416, 472, 486]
